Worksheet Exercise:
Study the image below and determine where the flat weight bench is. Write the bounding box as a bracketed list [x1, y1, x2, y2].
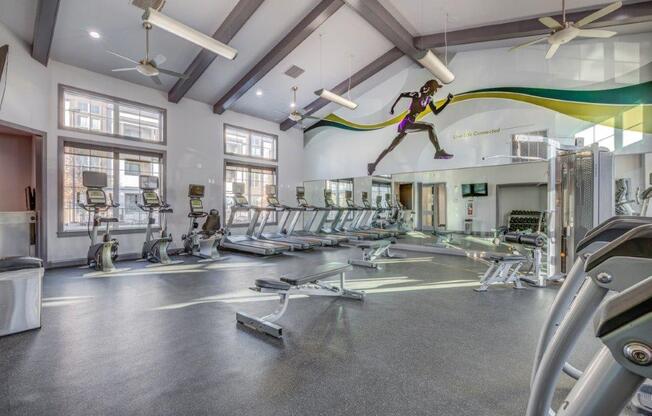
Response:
[348, 239, 405, 268]
[236, 262, 364, 338]
[474, 254, 527, 292]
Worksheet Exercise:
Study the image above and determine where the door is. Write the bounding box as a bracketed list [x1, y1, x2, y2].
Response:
[421, 185, 435, 231]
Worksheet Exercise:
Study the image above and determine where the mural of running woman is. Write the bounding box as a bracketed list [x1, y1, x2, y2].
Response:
[367, 79, 454, 176]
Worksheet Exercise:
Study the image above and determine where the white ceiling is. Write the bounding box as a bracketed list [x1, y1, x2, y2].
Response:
[380, 0, 625, 36]
[230, 5, 394, 123]
[0, 0, 37, 45]
[0, 0, 650, 127]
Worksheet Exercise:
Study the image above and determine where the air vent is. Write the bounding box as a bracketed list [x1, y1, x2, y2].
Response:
[132, 0, 166, 11]
[284, 65, 305, 79]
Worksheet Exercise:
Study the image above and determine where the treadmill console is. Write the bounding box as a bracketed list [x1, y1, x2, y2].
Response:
[86, 189, 107, 206]
[142, 191, 160, 207]
[268, 197, 280, 206]
[190, 198, 204, 213]
[233, 195, 248, 206]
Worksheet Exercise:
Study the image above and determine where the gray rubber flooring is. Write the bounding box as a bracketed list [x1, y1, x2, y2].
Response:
[0, 245, 600, 416]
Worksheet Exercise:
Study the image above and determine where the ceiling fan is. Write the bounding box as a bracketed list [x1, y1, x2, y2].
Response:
[286, 86, 321, 127]
[510, 0, 622, 59]
[107, 22, 188, 85]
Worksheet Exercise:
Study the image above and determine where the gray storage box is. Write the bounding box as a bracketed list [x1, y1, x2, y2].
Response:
[0, 257, 43, 336]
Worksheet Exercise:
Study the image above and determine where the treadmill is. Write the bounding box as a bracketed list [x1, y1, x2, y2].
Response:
[336, 190, 384, 239]
[253, 185, 318, 249]
[322, 189, 379, 240]
[356, 192, 398, 238]
[285, 186, 347, 245]
[221, 182, 289, 255]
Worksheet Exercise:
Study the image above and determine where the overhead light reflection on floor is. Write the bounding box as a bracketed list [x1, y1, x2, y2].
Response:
[43, 296, 94, 307]
[203, 262, 273, 270]
[365, 279, 480, 294]
[374, 257, 433, 264]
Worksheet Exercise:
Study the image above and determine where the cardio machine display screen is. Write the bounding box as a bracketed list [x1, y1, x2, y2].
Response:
[87, 190, 106, 204]
[268, 197, 279, 205]
[143, 191, 160, 206]
[190, 199, 203, 212]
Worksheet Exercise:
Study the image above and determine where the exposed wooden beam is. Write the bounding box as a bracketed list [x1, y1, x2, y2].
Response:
[168, 0, 264, 103]
[280, 47, 403, 131]
[31, 0, 61, 66]
[415, 1, 652, 49]
[344, 0, 420, 60]
[213, 0, 344, 114]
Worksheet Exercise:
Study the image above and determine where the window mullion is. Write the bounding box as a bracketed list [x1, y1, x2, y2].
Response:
[113, 152, 120, 224]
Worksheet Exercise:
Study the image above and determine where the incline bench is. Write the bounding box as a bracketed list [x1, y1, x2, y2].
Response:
[236, 262, 364, 338]
[348, 239, 405, 268]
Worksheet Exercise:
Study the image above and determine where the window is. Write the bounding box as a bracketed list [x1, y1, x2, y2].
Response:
[511, 130, 548, 162]
[224, 162, 277, 226]
[224, 124, 277, 161]
[60, 141, 163, 233]
[326, 179, 353, 220]
[372, 181, 392, 208]
[60, 85, 166, 143]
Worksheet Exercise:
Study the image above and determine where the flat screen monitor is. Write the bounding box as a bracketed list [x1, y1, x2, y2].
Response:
[473, 183, 488, 196]
[461, 184, 473, 198]
[188, 184, 204, 198]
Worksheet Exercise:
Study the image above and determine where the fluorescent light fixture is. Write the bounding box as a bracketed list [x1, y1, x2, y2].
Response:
[416, 49, 455, 84]
[314, 88, 358, 110]
[143, 8, 237, 60]
[88, 30, 101, 39]
[255, 89, 263, 96]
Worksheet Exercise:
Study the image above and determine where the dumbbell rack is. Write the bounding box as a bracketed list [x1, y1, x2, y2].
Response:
[507, 210, 546, 233]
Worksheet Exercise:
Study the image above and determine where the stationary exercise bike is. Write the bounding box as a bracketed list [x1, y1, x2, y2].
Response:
[137, 175, 180, 265]
[77, 171, 120, 272]
[181, 184, 226, 261]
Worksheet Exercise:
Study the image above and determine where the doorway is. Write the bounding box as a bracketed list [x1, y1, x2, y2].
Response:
[420, 183, 447, 231]
[0, 120, 46, 262]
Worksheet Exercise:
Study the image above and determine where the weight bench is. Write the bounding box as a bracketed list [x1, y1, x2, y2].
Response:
[236, 262, 364, 338]
[348, 239, 405, 268]
[474, 254, 527, 292]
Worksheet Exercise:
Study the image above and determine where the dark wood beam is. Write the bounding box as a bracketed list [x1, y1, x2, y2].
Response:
[31, 0, 61, 66]
[168, 0, 264, 103]
[416, 1, 652, 49]
[213, 0, 344, 114]
[344, 0, 420, 59]
[280, 47, 403, 131]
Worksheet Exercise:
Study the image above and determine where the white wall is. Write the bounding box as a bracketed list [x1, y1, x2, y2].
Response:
[393, 162, 548, 232]
[303, 32, 652, 180]
[0, 22, 304, 265]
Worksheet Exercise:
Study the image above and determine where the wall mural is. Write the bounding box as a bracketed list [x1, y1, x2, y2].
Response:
[305, 81, 652, 139]
[367, 80, 454, 176]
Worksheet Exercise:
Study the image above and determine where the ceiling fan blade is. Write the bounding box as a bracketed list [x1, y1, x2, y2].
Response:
[154, 54, 166, 65]
[545, 43, 560, 59]
[538, 16, 563, 30]
[151, 75, 163, 85]
[112, 67, 137, 72]
[575, 1, 622, 27]
[107, 50, 139, 64]
[509, 35, 549, 51]
[157, 67, 189, 79]
[577, 29, 617, 38]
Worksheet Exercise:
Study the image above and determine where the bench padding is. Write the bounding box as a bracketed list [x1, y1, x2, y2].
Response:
[281, 262, 351, 286]
[352, 240, 391, 249]
[255, 279, 291, 291]
[487, 254, 526, 262]
[0, 257, 43, 273]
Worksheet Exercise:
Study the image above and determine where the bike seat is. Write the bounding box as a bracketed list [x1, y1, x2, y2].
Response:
[160, 207, 173, 213]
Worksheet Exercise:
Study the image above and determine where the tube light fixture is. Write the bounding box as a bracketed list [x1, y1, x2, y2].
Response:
[314, 89, 358, 110]
[416, 49, 454, 84]
[143, 8, 237, 60]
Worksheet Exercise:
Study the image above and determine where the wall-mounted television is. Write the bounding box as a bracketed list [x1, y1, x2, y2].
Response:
[461, 183, 488, 197]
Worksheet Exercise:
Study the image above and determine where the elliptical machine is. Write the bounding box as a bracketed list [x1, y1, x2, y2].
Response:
[181, 184, 226, 261]
[137, 175, 181, 265]
[77, 171, 120, 272]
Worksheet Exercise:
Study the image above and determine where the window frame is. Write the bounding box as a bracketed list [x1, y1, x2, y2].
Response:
[372, 181, 392, 207]
[223, 159, 278, 228]
[58, 84, 167, 145]
[223, 123, 278, 162]
[57, 136, 166, 237]
[511, 130, 548, 163]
